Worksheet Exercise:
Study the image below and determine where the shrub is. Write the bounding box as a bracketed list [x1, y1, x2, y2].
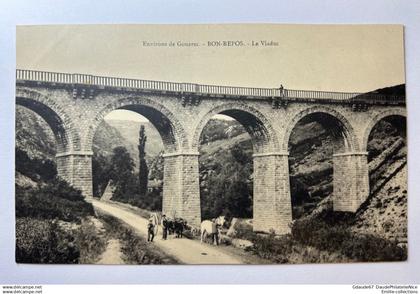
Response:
[291, 217, 407, 262]
[16, 218, 79, 264]
[16, 178, 94, 223]
[246, 216, 406, 264]
[250, 233, 296, 263]
[15, 176, 102, 264]
[234, 221, 256, 240]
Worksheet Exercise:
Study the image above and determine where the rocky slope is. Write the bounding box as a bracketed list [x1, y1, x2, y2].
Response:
[105, 120, 163, 163]
[92, 121, 130, 159]
[16, 106, 56, 160]
[353, 164, 407, 244]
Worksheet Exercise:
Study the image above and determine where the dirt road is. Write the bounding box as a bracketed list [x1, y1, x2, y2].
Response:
[92, 200, 243, 264]
[96, 239, 125, 265]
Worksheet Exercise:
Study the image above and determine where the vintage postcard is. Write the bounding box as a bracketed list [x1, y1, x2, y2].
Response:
[15, 24, 406, 264]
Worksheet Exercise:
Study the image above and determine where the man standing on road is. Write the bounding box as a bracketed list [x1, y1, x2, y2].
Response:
[161, 214, 168, 240]
[211, 219, 220, 246]
[147, 219, 155, 242]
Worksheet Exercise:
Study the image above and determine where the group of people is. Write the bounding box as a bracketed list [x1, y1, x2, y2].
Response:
[146, 213, 227, 246]
[147, 214, 187, 242]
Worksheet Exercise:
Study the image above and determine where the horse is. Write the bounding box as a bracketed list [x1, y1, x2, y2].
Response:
[166, 219, 175, 235]
[200, 216, 227, 245]
[174, 218, 187, 238]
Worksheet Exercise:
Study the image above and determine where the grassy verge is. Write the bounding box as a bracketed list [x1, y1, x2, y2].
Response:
[97, 212, 179, 264]
[249, 233, 350, 264]
[291, 214, 407, 262]
[75, 218, 107, 264]
[233, 212, 407, 264]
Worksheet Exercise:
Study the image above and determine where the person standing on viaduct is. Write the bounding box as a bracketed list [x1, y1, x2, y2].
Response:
[279, 84, 284, 97]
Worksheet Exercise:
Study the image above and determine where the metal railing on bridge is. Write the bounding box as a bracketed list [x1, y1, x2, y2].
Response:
[16, 69, 405, 103]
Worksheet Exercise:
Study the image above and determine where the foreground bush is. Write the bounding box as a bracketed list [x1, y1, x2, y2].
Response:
[16, 178, 94, 223]
[248, 231, 349, 264]
[16, 218, 79, 264]
[250, 233, 298, 263]
[16, 217, 107, 264]
[291, 217, 407, 262]
[15, 178, 101, 264]
[245, 214, 406, 263]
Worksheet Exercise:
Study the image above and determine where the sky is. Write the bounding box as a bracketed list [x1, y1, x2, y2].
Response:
[104, 110, 232, 122]
[16, 24, 405, 121]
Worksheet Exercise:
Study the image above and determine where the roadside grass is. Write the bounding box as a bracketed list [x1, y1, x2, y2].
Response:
[249, 232, 350, 264]
[97, 212, 179, 264]
[291, 214, 407, 262]
[75, 218, 108, 264]
[238, 213, 407, 264]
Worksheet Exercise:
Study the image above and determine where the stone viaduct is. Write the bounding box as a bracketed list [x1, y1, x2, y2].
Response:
[15, 69, 406, 234]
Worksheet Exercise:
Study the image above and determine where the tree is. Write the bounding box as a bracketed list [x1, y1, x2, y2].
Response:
[149, 151, 164, 181]
[225, 179, 252, 218]
[200, 141, 253, 219]
[109, 146, 135, 198]
[138, 125, 148, 195]
[92, 153, 111, 197]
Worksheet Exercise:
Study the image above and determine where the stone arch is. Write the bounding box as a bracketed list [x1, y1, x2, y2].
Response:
[192, 103, 289, 233]
[86, 96, 189, 153]
[192, 103, 280, 153]
[362, 108, 406, 151]
[283, 105, 359, 152]
[16, 88, 80, 153]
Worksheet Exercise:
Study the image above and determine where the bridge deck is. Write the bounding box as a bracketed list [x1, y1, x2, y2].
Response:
[16, 69, 404, 104]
